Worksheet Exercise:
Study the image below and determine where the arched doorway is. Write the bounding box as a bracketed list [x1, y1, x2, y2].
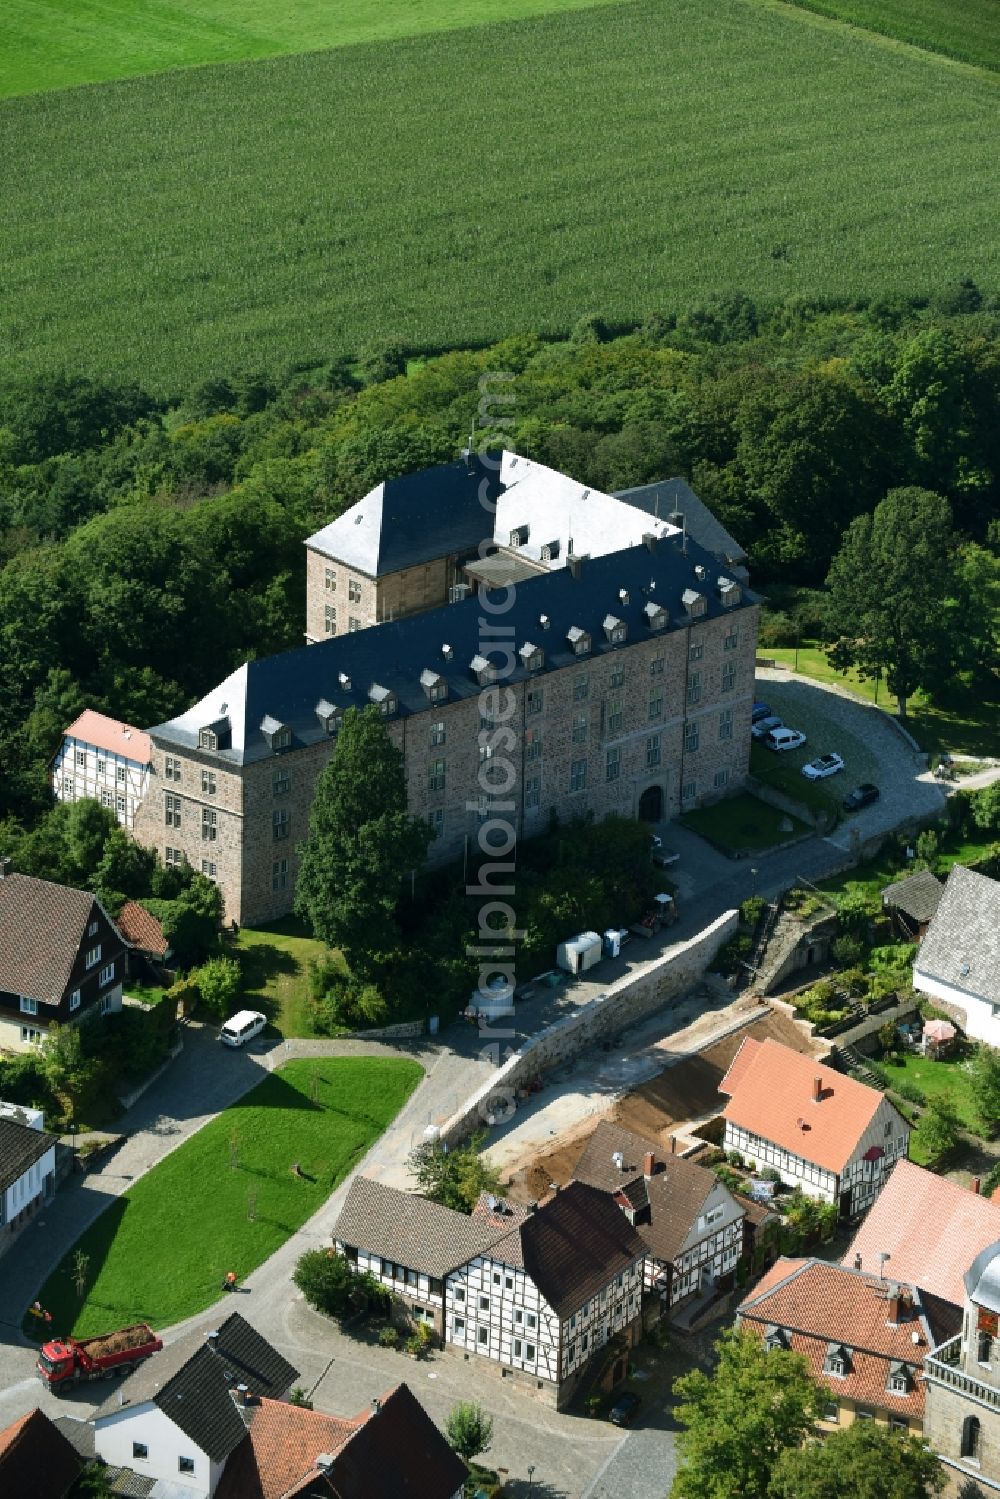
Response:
[638, 784, 663, 822]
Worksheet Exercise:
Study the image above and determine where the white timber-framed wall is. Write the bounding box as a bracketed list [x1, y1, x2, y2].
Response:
[52, 733, 150, 829]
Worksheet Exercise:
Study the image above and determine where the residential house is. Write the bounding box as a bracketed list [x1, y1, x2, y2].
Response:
[732, 1190, 783, 1276]
[216, 1383, 466, 1499]
[718, 1037, 909, 1218]
[133, 455, 759, 925]
[93, 1312, 298, 1497]
[0, 1105, 57, 1257]
[923, 1238, 1000, 1490]
[51, 710, 151, 829]
[882, 868, 944, 941]
[913, 865, 1000, 1047]
[332, 1176, 646, 1407]
[844, 1158, 1000, 1309]
[115, 899, 172, 980]
[0, 871, 126, 1052]
[739, 1257, 959, 1438]
[572, 1119, 746, 1309]
[0, 1408, 83, 1499]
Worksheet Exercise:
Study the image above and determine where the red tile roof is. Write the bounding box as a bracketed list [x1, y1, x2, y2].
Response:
[0, 1409, 82, 1499]
[116, 900, 169, 957]
[719, 1038, 888, 1173]
[739, 1258, 961, 1421]
[844, 1158, 1000, 1307]
[65, 710, 151, 764]
[216, 1399, 358, 1499]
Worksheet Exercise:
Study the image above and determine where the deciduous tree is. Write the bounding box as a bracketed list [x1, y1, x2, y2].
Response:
[445, 1400, 494, 1464]
[767, 1417, 945, 1498]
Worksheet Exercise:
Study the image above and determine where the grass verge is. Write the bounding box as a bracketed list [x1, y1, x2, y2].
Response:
[26, 1056, 422, 1338]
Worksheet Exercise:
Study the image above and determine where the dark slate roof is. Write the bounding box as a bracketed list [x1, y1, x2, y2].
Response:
[518, 1180, 646, 1319]
[332, 1177, 503, 1278]
[50, 1415, 95, 1464]
[95, 1314, 298, 1466]
[0, 1117, 54, 1194]
[0, 1409, 82, 1499]
[304, 455, 504, 577]
[916, 865, 1000, 1009]
[615, 478, 747, 565]
[881, 868, 944, 924]
[149, 531, 759, 767]
[0, 874, 114, 1006]
[321, 1383, 468, 1499]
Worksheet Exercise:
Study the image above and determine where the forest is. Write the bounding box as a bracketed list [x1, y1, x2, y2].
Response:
[1, 290, 998, 843]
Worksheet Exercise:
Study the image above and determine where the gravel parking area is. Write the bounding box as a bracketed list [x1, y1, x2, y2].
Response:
[756, 670, 946, 851]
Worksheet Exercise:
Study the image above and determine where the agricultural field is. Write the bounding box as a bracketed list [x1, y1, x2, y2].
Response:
[1, 0, 998, 391]
[780, 0, 1000, 71]
[27, 1057, 422, 1337]
[0, 0, 625, 98]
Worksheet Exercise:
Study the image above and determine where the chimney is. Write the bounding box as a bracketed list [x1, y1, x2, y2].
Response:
[854, 1253, 862, 1271]
[371, 1397, 381, 1416]
[643, 1150, 655, 1179]
[315, 1453, 336, 1473]
[886, 1286, 901, 1326]
[236, 1383, 252, 1406]
[643, 532, 658, 554]
[669, 1135, 677, 1155]
[973, 1177, 981, 1195]
[206, 1331, 219, 1348]
[0, 857, 10, 879]
[568, 555, 584, 581]
[812, 1076, 823, 1103]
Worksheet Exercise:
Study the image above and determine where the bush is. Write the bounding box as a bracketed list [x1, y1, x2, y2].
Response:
[309, 970, 388, 1034]
[831, 934, 865, 969]
[892, 1078, 927, 1107]
[194, 955, 242, 1018]
[726, 1150, 745, 1168]
[446, 1400, 494, 1463]
[739, 895, 766, 929]
[292, 1250, 389, 1322]
[378, 1325, 400, 1349]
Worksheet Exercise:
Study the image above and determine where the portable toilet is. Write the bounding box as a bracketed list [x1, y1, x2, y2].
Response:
[603, 928, 623, 960]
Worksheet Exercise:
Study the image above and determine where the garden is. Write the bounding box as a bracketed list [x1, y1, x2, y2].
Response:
[26, 1055, 422, 1338]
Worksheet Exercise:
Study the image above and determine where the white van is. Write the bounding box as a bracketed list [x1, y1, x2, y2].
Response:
[763, 727, 807, 753]
[220, 1010, 267, 1047]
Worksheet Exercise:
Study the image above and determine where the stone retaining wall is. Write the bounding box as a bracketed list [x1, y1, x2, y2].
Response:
[440, 911, 738, 1146]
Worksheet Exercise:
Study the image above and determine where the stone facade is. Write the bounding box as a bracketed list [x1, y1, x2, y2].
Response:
[305, 548, 470, 644]
[925, 1287, 1000, 1489]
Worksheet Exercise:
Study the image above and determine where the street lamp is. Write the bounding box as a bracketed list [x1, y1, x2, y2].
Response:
[69, 1122, 78, 1172]
[750, 866, 759, 898]
[527, 1465, 536, 1492]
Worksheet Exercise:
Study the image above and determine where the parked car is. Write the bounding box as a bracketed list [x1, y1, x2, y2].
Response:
[609, 1391, 642, 1426]
[220, 1010, 267, 1047]
[652, 847, 679, 869]
[751, 714, 783, 740]
[801, 752, 845, 780]
[843, 782, 880, 812]
[751, 701, 773, 724]
[763, 727, 807, 752]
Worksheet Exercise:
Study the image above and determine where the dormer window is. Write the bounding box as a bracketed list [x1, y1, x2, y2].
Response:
[509, 525, 529, 548]
[519, 643, 544, 672]
[644, 601, 667, 631]
[824, 1344, 852, 1377]
[567, 626, 591, 656]
[199, 728, 217, 751]
[618, 589, 630, 606]
[470, 654, 497, 687]
[603, 614, 627, 645]
[369, 684, 397, 717]
[682, 588, 707, 619]
[260, 716, 292, 752]
[420, 669, 447, 703]
[718, 577, 741, 609]
[442, 644, 454, 662]
[315, 699, 342, 735]
[886, 1363, 911, 1395]
[338, 671, 352, 691]
[764, 1325, 788, 1352]
[540, 541, 560, 562]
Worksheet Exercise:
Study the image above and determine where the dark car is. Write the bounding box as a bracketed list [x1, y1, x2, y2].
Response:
[608, 1391, 642, 1426]
[843, 782, 880, 812]
[751, 700, 773, 724]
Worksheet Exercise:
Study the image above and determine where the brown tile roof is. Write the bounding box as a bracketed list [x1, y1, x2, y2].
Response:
[0, 873, 118, 1006]
[216, 1399, 359, 1499]
[116, 900, 169, 957]
[719, 1037, 889, 1174]
[518, 1180, 647, 1319]
[0, 1117, 54, 1194]
[65, 710, 151, 764]
[739, 1258, 961, 1420]
[332, 1177, 503, 1277]
[573, 1119, 732, 1267]
[323, 1384, 467, 1499]
[0, 1409, 82, 1499]
[844, 1159, 1000, 1307]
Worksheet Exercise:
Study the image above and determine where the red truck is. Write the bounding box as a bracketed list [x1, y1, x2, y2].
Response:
[37, 1323, 162, 1392]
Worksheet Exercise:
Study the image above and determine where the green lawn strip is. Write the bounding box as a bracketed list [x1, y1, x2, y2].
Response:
[883, 1052, 981, 1132]
[0, 0, 628, 99]
[233, 917, 339, 1038]
[121, 980, 172, 1008]
[776, 0, 1000, 72]
[681, 792, 810, 853]
[26, 1057, 422, 1339]
[2, 0, 999, 390]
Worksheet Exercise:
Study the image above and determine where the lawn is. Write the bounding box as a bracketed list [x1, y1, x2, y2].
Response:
[27, 1056, 422, 1338]
[1, 0, 999, 390]
[884, 1051, 981, 1132]
[121, 979, 173, 1009]
[780, 0, 1000, 71]
[0, 0, 625, 98]
[681, 791, 810, 853]
[233, 917, 340, 1038]
[765, 647, 1000, 759]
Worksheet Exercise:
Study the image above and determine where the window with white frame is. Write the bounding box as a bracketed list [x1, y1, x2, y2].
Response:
[687, 671, 702, 703]
[96, 757, 106, 775]
[201, 860, 217, 880]
[20, 996, 38, 1015]
[348, 578, 361, 602]
[75, 749, 86, 768]
[324, 604, 336, 634]
[453, 1315, 466, 1335]
[608, 666, 625, 690]
[116, 765, 127, 783]
[572, 712, 588, 744]
[684, 720, 699, 751]
[164, 846, 183, 867]
[430, 720, 446, 747]
[116, 793, 126, 814]
[165, 756, 181, 782]
[199, 729, 217, 751]
[719, 708, 733, 741]
[165, 794, 181, 828]
[479, 1295, 490, 1312]
[273, 809, 290, 840]
[88, 920, 98, 936]
[69, 989, 81, 1011]
[722, 662, 736, 692]
[201, 770, 216, 795]
[273, 767, 290, 796]
[723, 624, 739, 651]
[98, 963, 115, 987]
[570, 758, 587, 792]
[324, 566, 336, 591]
[526, 687, 543, 716]
[179, 1458, 195, 1476]
[649, 688, 663, 720]
[21, 1026, 42, 1045]
[607, 698, 623, 734]
[348, 616, 361, 632]
[63, 776, 74, 794]
[646, 734, 661, 768]
[428, 759, 446, 793]
[689, 641, 703, 662]
[101, 789, 114, 807]
[202, 808, 217, 841]
[85, 945, 101, 969]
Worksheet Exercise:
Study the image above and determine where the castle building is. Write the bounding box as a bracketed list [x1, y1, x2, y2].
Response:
[51, 710, 151, 830]
[132, 455, 760, 925]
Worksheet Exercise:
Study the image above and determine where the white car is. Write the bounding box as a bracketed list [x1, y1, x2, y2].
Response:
[764, 727, 807, 752]
[801, 752, 845, 780]
[220, 1010, 267, 1047]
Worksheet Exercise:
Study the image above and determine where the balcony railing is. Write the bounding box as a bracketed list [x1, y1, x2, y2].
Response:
[925, 1336, 1000, 1411]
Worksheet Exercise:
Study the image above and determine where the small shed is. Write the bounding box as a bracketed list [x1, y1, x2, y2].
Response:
[922, 1017, 957, 1058]
[556, 931, 603, 975]
[881, 869, 944, 940]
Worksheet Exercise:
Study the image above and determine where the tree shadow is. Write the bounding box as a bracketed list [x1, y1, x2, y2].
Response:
[237, 940, 300, 992]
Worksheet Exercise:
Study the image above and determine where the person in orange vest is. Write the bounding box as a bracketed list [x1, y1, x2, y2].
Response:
[224, 1271, 237, 1292]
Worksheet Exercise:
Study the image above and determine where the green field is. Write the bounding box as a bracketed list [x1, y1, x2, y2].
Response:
[1, 0, 998, 391]
[28, 1057, 422, 1337]
[782, 0, 1000, 71]
[0, 0, 624, 98]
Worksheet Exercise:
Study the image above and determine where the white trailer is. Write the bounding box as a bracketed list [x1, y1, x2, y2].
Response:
[556, 931, 603, 975]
